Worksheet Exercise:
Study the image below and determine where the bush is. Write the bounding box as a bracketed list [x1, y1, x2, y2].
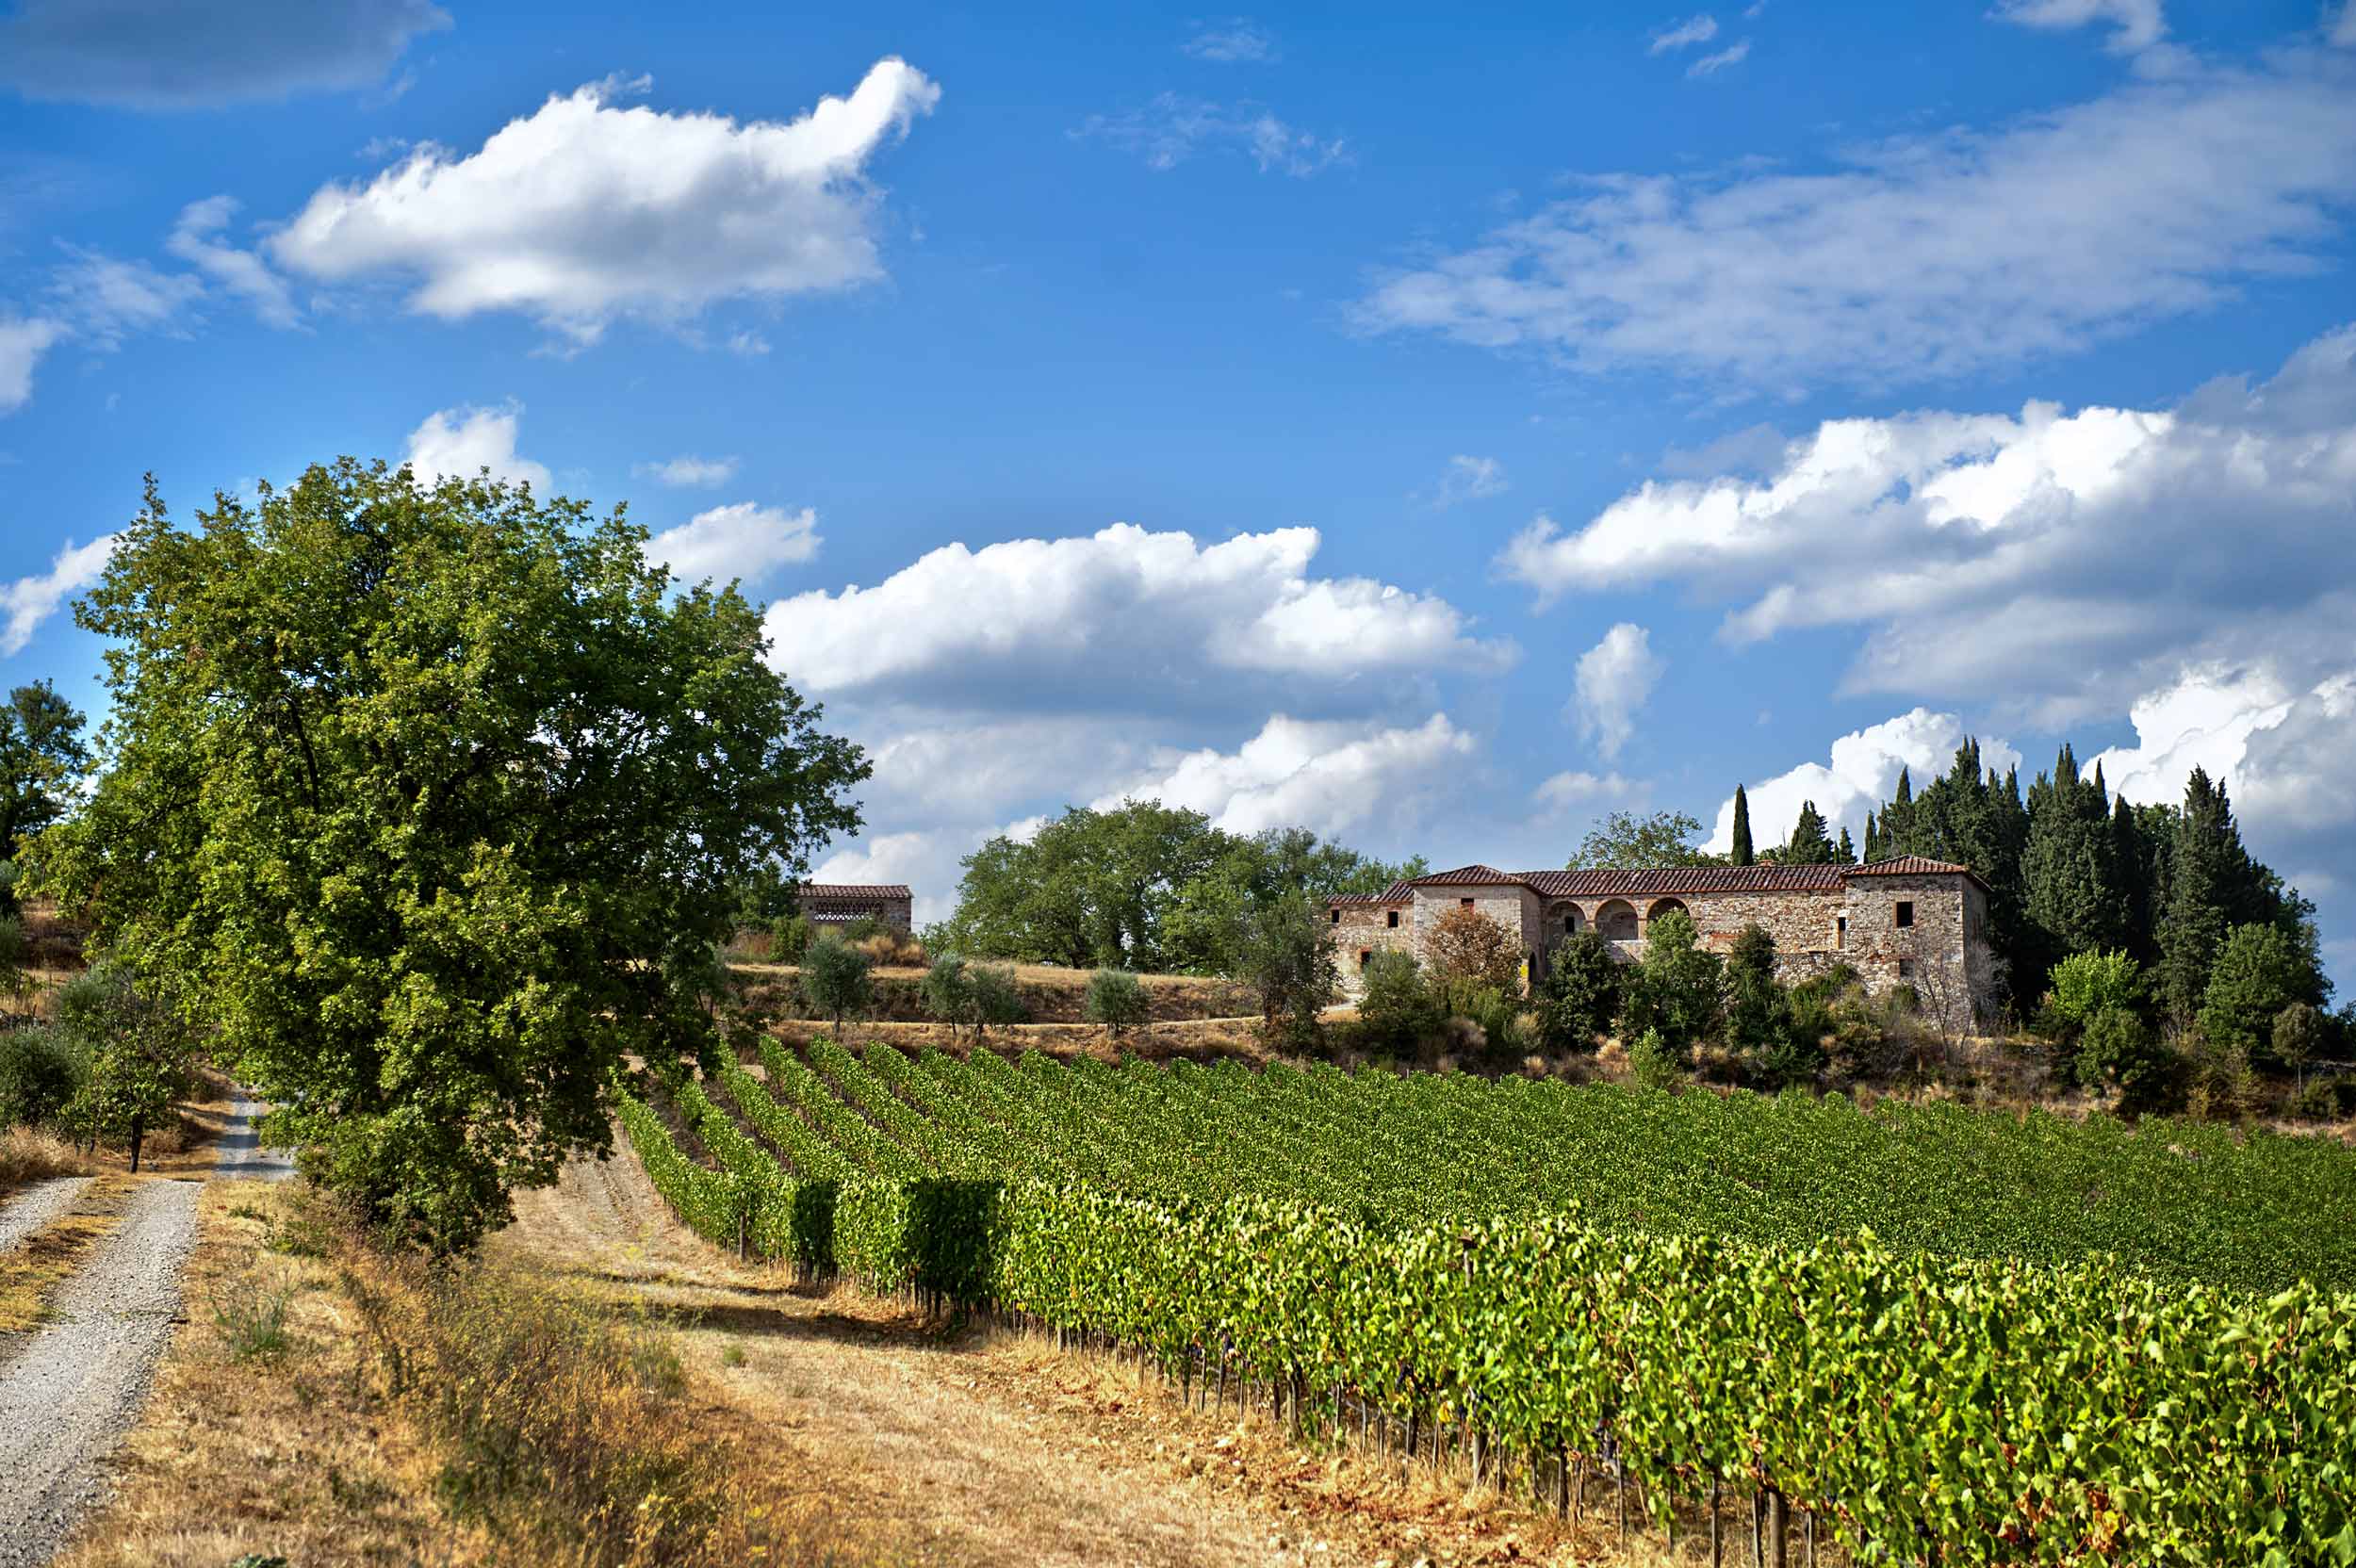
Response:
[0, 1024, 85, 1129]
[1356, 950, 1442, 1054]
[1620, 910, 1721, 1054]
[1082, 969, 1150, 1037]
[2273, 1002, 2325, 1086]
[967, 962, 1027, 1040]
[1533, 931, 1616, 1053]
[1443, 983, 1525, 1059]
[1237, 896, 1338, 1053]
[2048, 949, 2143, 1029]
[767, 912, 812, 964]
[1628, 1025, 1680, 1091]
[2288, 1073, 2353, 1122]
[2199, 923, 2313, 1061]
[797, 934, 874, 1034]
[921, 953, 1028, 1042]
[2074, 1005, 2169, 1100]
[1424, 905, 1524, 994]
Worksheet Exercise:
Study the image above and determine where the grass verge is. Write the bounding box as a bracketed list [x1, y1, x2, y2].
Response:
[0, 1124, 94, 1192]
[0, 1174, 132, 1331]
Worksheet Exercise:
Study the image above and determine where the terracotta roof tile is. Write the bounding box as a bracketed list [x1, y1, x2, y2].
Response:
[1845, 856, 1970, 877]
[798, 884, 912, 900]
[1521, 864, 1849, 897]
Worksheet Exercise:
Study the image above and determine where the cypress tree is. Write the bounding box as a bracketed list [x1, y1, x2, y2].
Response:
[2022, 743, 2127, 986]
[1781, 800, 1837, 865]
[1836, 825, 1857, 864]
[1730, 785, 1755, 867]
[2160, 768, 2246, 1022]
[1862, 810, 1880, 863]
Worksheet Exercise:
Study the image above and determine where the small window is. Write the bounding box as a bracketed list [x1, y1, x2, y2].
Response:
[1835, 916, 1846, 950]
[1330, 907, 1340, 924]
[1897, 957, 1916, 979]
[1358, 949, 1371, 969]
[1386, 909, 1399, 928]
[1895, 901, 1914, 928]
[1564, 915, 1577, 935]
[1461, 897, 1475, 909]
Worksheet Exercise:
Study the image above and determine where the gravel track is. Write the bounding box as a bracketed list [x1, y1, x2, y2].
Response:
[0, 1178, 93, 1254]
[0, 1096, 287, 1567]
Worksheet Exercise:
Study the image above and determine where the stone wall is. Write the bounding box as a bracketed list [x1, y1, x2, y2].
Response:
[1838, 874, 1986, 1031]
[1332, 901, 1415, 995]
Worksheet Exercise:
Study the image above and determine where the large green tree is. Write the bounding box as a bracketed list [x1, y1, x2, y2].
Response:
[31, 463, 867, 1250]
[1566, 808, 1713, 871]
[1775, 801, 1838, 865]
[0, 679, 90, 907]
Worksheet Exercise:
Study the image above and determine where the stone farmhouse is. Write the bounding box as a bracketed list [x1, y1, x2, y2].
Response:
[1328, 857, 1994, 1028]
[794, 882, 914, 934]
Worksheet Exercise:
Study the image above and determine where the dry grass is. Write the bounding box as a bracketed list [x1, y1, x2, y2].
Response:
[0, 1174, 133, 1330]
[0, 1123, 93, 1191]
[733, 959, 1260, 1026]
[55, 1180, 869, 1568]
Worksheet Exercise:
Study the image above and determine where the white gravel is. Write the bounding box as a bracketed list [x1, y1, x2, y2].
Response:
[0, 1177, 92, 1254]
[0, 1095, 290, 1567]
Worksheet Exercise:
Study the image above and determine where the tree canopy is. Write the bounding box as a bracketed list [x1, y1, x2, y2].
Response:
[0, 679, 89, 906]
[933, 808, 1421, 975]
[1565, 809, 1712, 871]
[30, 462, 867, 1250]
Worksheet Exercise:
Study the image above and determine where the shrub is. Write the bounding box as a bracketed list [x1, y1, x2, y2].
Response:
[1236, 896, 1338, 1053]
[2288, 1073, 2353, 1122]
[921, 953, 1027, 1042]
[767, 912, 812, 964]
[1722, 923, 1786, 1065]
[2199, 923, 2311, 1061]
[1082, 969, 1150, 1037]
[2075, 1005, 2169, 1100]
[1424, 905, 1524, 994]
[797, 934, 874, 1035]
[2273, 1002, 2325, 1088]
[966, 962, 1027, 1041]
[1356, 950, 1442, 1054]
[1620, 910, 1721, 1054]
[2048, 949, 2143, 1029]
[1533, 931, 1616, 1053]
[1443, 983, 1525, 1060]
[209, 1271, 296, 1362]
[1628, 1025, 1680, 1091]
[0, 1024, 84, 1129]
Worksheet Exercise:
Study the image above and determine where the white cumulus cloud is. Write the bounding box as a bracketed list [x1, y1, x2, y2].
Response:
[1355, 51, 2356, 391]
[1991, 0, 2166, 54]
[3, 533, 118, 655]
[1091, 713, 1475, 838]
[1705, 710, 2021, 855]
[646, 501, 819, 586]
[761, 521, 1515, 706]
[1572, 623, 1663, 762]
[1498, 324, 2356, 720]
[403, 401, 550, 490]
[269, 59, 941, 343]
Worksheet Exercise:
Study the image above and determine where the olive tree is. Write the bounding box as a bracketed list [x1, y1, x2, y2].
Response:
[30, 464, 868, 1250]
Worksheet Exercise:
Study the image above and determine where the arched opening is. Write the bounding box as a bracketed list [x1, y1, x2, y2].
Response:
[1644, 897, 1690, 930]
[1595, 899, 1639, 941]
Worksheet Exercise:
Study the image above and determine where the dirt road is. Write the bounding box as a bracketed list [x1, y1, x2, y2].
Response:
[0, 1099, 288, 1568]
[501, 1152, 1524, 1568]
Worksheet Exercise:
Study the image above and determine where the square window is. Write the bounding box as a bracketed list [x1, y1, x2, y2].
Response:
[1564, 915, 1577, 935]
[1386, 910, 1399, 928]
[1330, 907, 1340, 924]
[1358, 949, 1371, 968]
[1898, 957, 1916, 979]
[1895, 901, 1914, 928]
[1461, 897, 1475, 909]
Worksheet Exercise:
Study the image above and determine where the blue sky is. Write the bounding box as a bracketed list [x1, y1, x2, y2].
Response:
[3, 0, 2354, 982]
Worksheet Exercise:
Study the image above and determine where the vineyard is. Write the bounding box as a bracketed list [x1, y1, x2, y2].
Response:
[618, 1042, 2356, 1564]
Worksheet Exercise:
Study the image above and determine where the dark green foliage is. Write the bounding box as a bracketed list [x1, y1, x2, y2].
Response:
[2159, 769, 2322, 1026]
[768, 911, 813, 964]
[1835, 825, 1856, 865]
[1627, 1024, 1680, 1089]
[0, 1024, 84, 1128]
[0, 681, 88, 909]
[1236, 894, 1339, 1050]
[1082, 968, 1150, 1037]
[1533, 930, 1617, 1052]
[1565, 809, 1712, 870]
[1355, 950, 1441, 1054]
[1722, 923, 1795, 1079]
[800, 934, 875, 1036]
[936, 808, 1417, 975]
[2076, 1005, 2169, 1101]
[2199, 923, 2312, 1061]
[2021, 747, 2131, 975]
[1729, 786, 1754, 867]
[1620, 909, 1721, 1054]
[1776, 800, 1837, 864]
[2273, 1002, 2325, 1088]
[26, 463, 866, 1250]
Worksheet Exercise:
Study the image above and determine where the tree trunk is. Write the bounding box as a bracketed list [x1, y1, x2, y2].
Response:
[129, 1112, 144, 1175]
